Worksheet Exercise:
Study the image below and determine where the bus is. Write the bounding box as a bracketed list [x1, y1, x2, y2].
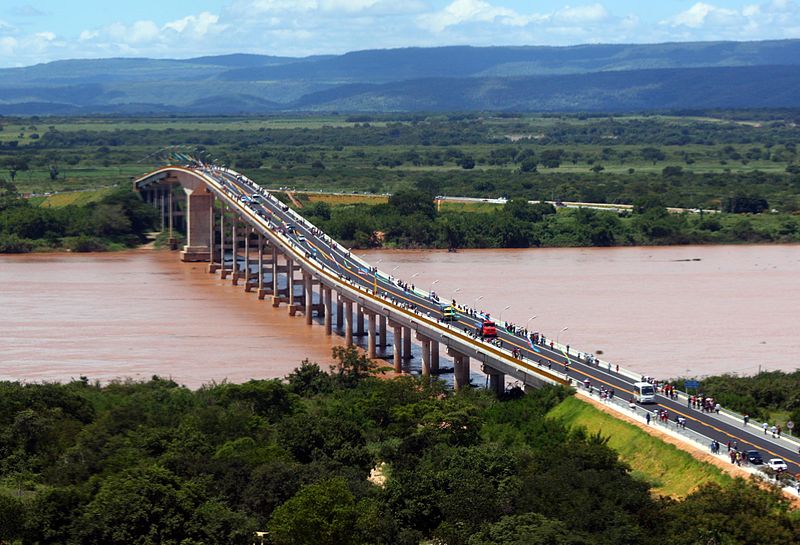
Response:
[442, 306, 458, 322]
[633, 382, 656, 403]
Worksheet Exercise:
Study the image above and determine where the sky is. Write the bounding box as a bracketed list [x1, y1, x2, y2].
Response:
[1, 0, 799, 67]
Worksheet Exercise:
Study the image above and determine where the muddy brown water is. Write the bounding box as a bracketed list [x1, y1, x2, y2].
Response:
[1, 245, 798, 388]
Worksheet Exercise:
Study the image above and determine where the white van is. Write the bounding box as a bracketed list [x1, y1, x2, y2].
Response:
[633, 382, 656, 403]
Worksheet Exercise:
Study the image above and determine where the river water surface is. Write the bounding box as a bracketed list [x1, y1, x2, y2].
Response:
[1, 245, 798, 387]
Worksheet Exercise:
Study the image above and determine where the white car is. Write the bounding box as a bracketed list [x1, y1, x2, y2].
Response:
[767, 458, 788, 472]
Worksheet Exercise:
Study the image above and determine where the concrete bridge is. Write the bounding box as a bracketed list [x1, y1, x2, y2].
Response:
[135, 165, 800, 482]
[134, 164, 568, 394]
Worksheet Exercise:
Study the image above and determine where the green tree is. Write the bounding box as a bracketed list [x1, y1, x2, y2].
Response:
[468, 513, 589, 545]
[268, 477, 360, 545]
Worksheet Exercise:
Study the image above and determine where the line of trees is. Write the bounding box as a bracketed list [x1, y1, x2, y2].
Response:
[300, 190, 800, 250]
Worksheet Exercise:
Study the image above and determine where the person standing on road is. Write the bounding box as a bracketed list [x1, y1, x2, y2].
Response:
[744, 414, 749, 426]
[646, 413, 651, 425]
[763, 422, 769, 434]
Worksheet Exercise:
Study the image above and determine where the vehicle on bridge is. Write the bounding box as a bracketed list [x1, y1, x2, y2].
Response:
[442, 305, 458, 322]
[633, 381, 656, 403]
[745, 450, 764, 465]
[768, 458, 788, 472]
[478, 320, 497, 339]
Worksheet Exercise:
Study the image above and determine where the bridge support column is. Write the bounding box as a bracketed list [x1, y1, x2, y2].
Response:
[344, 299, 353, 346]
[231, 220, 240, 285]
[367, 312, 377, 359]
[323, 287, 332, 335]
[402, 326, 412, 361]
[449, 349, 470, 391]
[181, 192, 213, 262]
[392, 323, 402, 372]
[430, 341, 440, 374]
[379, 315, 387, 347]
[243, 229, 252, 292]
[420, 337, 431, 377]
[160, 190, 166, 233]
[304, 272, 313, 325]
[271, 248, 281, 306]
[356, 306, 365, 336]
[487, 371, 505, 397]
[257, 235, 272, 300]
[336, 294, 344, 329]
[286, 257, 295, 311]
[219, 208, 230, 278]
[208, 198, 221, 273]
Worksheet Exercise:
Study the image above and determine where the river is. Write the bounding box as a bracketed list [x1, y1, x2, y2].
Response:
[1, 245, 798, 387]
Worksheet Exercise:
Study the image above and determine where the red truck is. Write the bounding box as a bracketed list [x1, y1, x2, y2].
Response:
[478, 320, 497, 339]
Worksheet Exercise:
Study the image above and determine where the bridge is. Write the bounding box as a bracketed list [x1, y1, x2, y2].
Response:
[134, 165, 800, 483]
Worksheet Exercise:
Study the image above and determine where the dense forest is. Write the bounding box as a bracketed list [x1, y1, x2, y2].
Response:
[0, 347, 797, 545]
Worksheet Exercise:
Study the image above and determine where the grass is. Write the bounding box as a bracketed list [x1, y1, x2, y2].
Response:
[303, 193, 389, 205]
[549, 396, 732, 498]
[33, 187, 115, 207]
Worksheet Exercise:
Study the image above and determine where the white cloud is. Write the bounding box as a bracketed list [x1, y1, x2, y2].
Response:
[554, 3, 609, 24]
[35, 31, 56, 41]
[0, 36, 17, 55]
[664, 2, 738, 28]
[163, 11, 222, 37]
[417, 0, 521, 32]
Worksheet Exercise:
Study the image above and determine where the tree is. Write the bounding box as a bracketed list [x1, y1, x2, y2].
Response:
[74, 465, 252, 544]
[468, 513, 589, 545]
[724, 193, 768, 214]
[3, 157, 29, 182]
[388, 190, 436, 219]
[662, 479, 799, 545]
[268, 478, 360, 545]
[641, 147, 666, 165]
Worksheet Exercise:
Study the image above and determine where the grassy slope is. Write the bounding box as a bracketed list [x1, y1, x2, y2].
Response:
[549, 396, 732, 498]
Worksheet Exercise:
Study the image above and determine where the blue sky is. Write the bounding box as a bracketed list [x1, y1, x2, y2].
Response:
[1, 1, 799, 67]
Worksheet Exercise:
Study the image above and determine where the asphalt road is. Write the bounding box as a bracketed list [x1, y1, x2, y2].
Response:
[201, 165, 800, 478]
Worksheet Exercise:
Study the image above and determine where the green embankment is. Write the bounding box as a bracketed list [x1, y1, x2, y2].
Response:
[549, 396, 732, 497]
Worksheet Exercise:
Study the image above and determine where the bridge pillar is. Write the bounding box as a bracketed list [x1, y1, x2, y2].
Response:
[392, 323, 402, 372]
[208, 198, 221, 273]
[367, 312, 377, 359]
[323, 287, 332, 335]
[344, 299, 353, 345]
[230, 220, 240, 285]
[402, 326, 412, 361]
[356, 306, 365, 336]
[219, 207, 230, 278]
[286, 257, 295, 311]
[449, 349, 470, 391]
[420, 337, 431, 377]
[486, 368, 505, 396]
[181, 192, 213, 262]
[430, 341, 440, 373]
[243, 228, 253, 292]
[160, 190, 166, 233]
[336, 294, 344, 328]
[257, 235, 271, 299]
[304, 272, 313, 325]
[379, 314, 387, 347]
[271, 247, 280, 305]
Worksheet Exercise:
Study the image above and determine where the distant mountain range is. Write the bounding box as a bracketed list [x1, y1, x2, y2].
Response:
[1, 40, 799, 114]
